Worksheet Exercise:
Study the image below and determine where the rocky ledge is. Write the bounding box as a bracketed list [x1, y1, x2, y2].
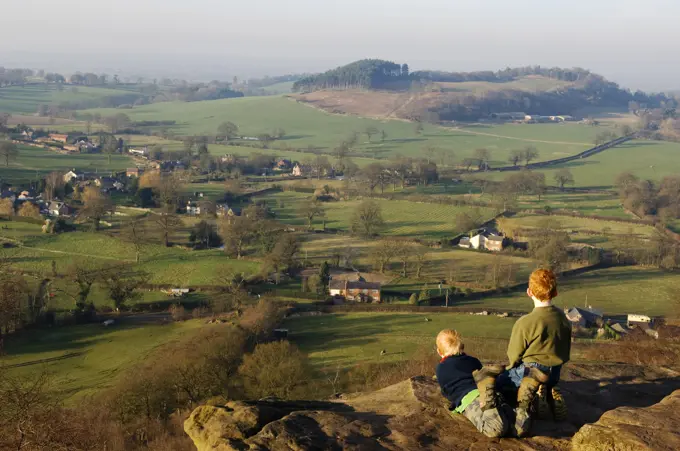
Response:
[185, 363, 680, 450]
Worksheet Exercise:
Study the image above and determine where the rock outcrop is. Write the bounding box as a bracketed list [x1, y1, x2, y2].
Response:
[185, 363, 680, 450]
[572, 390, 680, 451]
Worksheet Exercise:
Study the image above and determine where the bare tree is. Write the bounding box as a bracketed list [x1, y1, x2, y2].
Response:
[0, 141, 19, 167]
[473, 148, 491, 170]
[154, 207, 183, 247]
[413, 247, 428, 278]
[395, 241, 411, 277]
[554, 168, 575, 191]
[121, 218, 148, 263]
[351, 200, 385, 237]
[373, 240, 400, 273]
[59, 264, 101, 311]
[219, 216, 254, 259]
[522, 146, 539, 165]
[80, 187, 113, 231]
[364, 126, 379, 142]
[508, 149, 523, 166]
[217, 121, 239, 142]
[44, 171, 65, 201]
[102, 268, 148, 311]
[298, 199, 325, 230]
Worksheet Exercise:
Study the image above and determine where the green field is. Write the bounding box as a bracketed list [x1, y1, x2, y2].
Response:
[452, 266, 680, 317]
[284, 312, 516, 368]
[0, 144, 134, 185]
[299, 233, 537, 291]
[255, 191, 498, 238]
[0, 84, 141, 114]
[82, 96, 611, 164]
[0, 319, 203, 403]
[491, 140, 680, 189]
[0, 221, 260, 289]
[261, 81, 295, 94]
[501, 213, 656, 249]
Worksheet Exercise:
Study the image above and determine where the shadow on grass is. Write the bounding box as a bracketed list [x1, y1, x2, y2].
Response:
[1, 322, 147, 359]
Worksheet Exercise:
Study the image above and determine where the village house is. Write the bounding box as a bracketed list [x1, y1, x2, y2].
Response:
[565, 307, 604, 328]
[459, 229, 505, 252]
[291, 163, 312, 177]
[48, 201, 71, 217]
[18, 189, 38, 201]
[329, 276, 382, 303]
[126, 168, 143, 178]
[220, 154, 237, 164]
[490, 112, 526, 121]
[216, 203, 241, 219]
[128, 148, 148, 157]
[95, 176, 124, 192]
[63, 170, 84, 184]
[627, 314, 653, 328]
[49, 133, 69, 144]
[186, 200, 201, 216]
[275, 159, 292, 170]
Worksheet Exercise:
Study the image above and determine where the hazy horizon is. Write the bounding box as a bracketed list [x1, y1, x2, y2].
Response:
[2, 0, 678, 91]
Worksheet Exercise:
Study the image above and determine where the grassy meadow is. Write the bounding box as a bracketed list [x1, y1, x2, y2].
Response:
[0, 84, 141, 114]
[254, 190, 498, 239]
[0, 219, 260, 289]
[451, 266, 680, 317]
[284, 312, 516, 368]
[82, 96, 612, 163]
[0, 144, 134, 185]
[501, 212, 656, 249]
[298, 233, 538, 292]
[480, 140, 680, 189]
[0, 319, 204, 403]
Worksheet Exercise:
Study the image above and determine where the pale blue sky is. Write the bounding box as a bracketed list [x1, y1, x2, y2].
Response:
[1, 0, 678, 89]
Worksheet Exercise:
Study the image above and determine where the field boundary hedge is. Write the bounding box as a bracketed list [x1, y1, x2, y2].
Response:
[520, 209, 657, 226]
[480, 134, 637, 173]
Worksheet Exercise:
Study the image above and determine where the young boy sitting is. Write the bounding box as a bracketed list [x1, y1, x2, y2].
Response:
[435, 329, 509, 438]
[496, 268, 572, 437]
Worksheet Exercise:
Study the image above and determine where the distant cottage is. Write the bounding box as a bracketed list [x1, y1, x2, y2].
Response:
[292, 163, 304, 177]
[459, 229, 505, 252]
[126, 168, 143, 178]
[329, 276, 382, 303]
[565, 307, 603, 328]
[49, 133, 69, 143]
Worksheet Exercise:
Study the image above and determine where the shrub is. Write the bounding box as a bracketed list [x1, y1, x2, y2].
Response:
[238, 341, 310, 399]
[240, 298, 284, 342]
[408, 293, 418, 305]
[169, 304, 187, 321]
[582, 329, 680, 366]
[105, 326, 249, 423]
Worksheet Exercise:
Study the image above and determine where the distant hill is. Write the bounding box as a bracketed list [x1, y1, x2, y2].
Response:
[292, 59, 672, 121]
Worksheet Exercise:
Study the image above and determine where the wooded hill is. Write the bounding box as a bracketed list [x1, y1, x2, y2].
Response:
[293, 59, 674, 121]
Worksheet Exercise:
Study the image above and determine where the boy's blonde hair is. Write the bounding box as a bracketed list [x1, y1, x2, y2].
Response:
[529, 268, 558, 301]
[436, 329, 464, 357]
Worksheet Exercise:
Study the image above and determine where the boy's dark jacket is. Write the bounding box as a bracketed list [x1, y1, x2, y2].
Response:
[435, 354, 482, 410]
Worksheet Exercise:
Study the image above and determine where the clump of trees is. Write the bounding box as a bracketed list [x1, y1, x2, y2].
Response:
[293, 59, 410, 92]
[615, 172, 680, 219]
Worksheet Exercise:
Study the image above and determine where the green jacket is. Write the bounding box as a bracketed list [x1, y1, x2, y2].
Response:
[507, 305, 572, 368]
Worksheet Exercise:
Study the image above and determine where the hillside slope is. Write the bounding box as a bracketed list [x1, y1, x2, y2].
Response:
[293, 76, 573, 120]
